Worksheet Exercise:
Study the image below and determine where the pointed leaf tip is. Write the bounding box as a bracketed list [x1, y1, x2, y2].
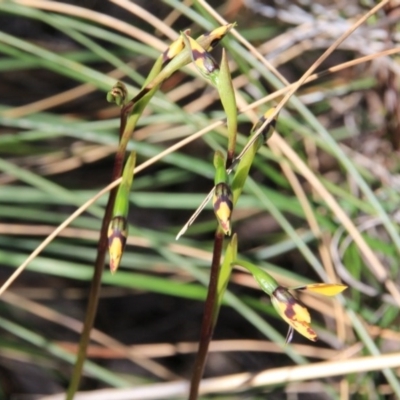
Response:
[295, 283, 347, 296]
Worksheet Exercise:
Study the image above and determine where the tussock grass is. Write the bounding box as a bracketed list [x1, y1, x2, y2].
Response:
[1, 0, 400, 399]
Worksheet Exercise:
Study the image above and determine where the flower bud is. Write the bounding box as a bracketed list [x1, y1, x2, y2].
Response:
[213, 182, 233, 235]
[108, 216, 128, 274]
[107, 81, 128, 107]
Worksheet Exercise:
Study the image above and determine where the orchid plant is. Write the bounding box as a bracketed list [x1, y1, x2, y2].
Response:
[69, 23, 346, 400]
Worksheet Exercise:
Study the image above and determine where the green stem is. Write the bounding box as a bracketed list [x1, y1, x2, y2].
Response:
[188, 227, 224, 400]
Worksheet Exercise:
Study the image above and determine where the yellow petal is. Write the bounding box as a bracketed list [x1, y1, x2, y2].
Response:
[290, 319, 317, 342]
[201, 23, 236, 51]
[213, 182, 233, 235]
[108, 216, 128, 274]
[183, 33, 219, 77]
[296, 283, 347, 296]
[272, 287, 317, 342]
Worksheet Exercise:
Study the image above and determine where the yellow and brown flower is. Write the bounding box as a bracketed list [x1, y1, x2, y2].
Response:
[271, 286, 317, 342]
[213, 182, 233, 235]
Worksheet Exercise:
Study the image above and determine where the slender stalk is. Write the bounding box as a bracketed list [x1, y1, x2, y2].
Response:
[65, 150, 125, 400]
[64, 202, 111, 398]
[188, 227, 224, 400]
[66, 80, 130, 397]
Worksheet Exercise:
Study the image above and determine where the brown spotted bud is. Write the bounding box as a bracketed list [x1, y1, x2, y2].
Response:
[107, 216, 128, 274]
[107, 82, 128, 107]
[213, 182, 233, 236]
[161, 31, 189, 66]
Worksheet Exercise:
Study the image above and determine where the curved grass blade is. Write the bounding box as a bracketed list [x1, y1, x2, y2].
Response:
[176, 108, 277, 239]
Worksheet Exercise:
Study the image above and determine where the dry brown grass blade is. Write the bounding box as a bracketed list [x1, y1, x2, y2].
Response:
[196, 0, 290, 85]
[2, 67, 128, 118]
[0, 223, 212, 262]
[0, 178, 121, 296]
[13, 0, 166, 50]
[239, 47, 400, 113]
[2, 43, 398, 298]
[161, 0, 193, 31]
[1, 291, 180, 380]
[55, 339, 339, 360]
[38, 351, 400, 400]
[109, 0, 178, 40]
[271, 132, 400, 307]
[2, 0, 398, 309]
[234, 0, 390, 162]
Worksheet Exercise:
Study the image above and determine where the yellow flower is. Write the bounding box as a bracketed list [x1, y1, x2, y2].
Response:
[271, 286, 317, 342]
[234, 259, 347, 343]
[294, 283, 347, 296]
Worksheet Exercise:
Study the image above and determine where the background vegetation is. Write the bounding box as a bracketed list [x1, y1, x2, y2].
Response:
[0, 0, 400, 399]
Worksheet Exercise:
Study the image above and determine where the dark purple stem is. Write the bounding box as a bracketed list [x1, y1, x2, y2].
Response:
[66, 112, 129, 399]
[188, 229, 224, 400]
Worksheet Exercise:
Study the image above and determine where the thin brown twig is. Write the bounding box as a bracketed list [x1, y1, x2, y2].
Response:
[13, 0, 166, 50]
[235, 0, 391, 163]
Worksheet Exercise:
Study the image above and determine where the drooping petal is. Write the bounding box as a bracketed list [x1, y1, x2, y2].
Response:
[271, 287, 317, 342]
[294, 283, 347, 296]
